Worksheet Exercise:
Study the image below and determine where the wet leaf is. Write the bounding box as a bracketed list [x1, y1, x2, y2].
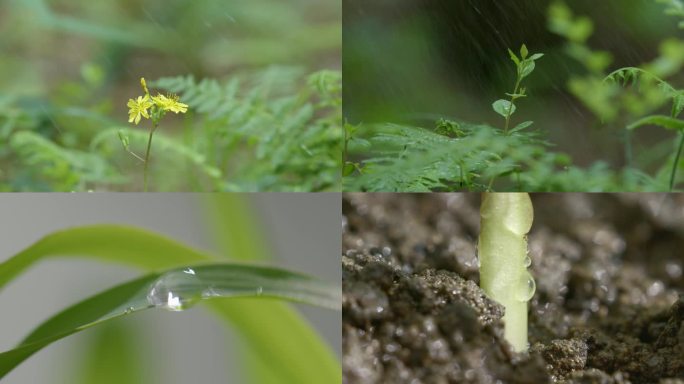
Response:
[492, 99, 516, 118]
[0, 263, 340, 380]
[520, 60, 536, 79]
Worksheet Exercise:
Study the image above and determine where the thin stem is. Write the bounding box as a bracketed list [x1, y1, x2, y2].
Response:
[504, 77, 522, 134]
[624, 129, 633, 168]
[669, 131, 684, 191]
[343, 126, 348, 174]
[143, 122, 158, 192]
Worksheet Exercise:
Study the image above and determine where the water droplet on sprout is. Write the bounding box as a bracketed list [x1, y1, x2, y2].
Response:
[523, 256, 531, 268]
[515, 271, 536, 302]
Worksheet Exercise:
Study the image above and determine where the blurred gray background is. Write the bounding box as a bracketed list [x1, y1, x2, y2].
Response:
[0, 193, 341, 383]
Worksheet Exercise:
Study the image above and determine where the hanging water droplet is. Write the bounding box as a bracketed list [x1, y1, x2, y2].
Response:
[523, 256, 531, 268]
[147, 268, 202, 312]
[515, 271, 536, 302]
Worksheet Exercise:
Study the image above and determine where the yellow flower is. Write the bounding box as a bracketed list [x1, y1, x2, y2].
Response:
[127, 95, 152, 125]
[152, 93, 189, 114]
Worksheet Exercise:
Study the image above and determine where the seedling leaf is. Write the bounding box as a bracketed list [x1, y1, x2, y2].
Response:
[508, 49, 520, 65]
[520, 60, 536, 79]
[493, 99, 517, 117]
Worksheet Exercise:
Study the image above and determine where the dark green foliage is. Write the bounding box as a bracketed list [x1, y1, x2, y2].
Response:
[344, 120, 664, 192]
[9, 131, 122, 191]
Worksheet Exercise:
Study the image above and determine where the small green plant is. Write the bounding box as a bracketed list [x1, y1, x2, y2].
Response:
[125, 78, 189, 192]
[478, 192, 535, 352]
[492, 45, 544, 134]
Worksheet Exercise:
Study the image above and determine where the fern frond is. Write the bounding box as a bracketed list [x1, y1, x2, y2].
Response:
[604, 67, 677, 94]
[152, 66, 342, 191]
[9, 131, 123, 191]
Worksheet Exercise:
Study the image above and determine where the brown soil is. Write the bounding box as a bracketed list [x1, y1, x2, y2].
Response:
[342, 193, 684, 384]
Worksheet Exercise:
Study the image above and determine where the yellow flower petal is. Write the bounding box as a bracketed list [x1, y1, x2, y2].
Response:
[126, 95, 152, 125]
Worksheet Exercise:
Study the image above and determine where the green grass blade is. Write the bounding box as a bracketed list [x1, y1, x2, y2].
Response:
[203, 195, 342, 384]
[202, 194, 271, 262]
[0, 225, 212, 290]
[0, 263, 340, 379]
[73, 322, 150, 384]
[210, 300, 342, 384]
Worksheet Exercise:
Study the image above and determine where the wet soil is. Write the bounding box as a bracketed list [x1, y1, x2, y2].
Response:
[342, 193, 684, 384]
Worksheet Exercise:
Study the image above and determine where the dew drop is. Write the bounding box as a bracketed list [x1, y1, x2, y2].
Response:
[124, 306, 134, 315]
[516, 271, 536, 302]
[147, 268, 201, 312]
[256, 286, 263, 296]
[523, 256, 531, 268]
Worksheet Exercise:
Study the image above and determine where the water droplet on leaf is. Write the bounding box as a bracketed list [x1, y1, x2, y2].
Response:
[147, 268, 201, 312]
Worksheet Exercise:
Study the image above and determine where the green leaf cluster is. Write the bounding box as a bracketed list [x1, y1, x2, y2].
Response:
[152, 67, 342, 191]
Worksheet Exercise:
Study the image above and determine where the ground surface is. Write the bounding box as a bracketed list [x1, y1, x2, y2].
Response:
[342, 193, 684, 384]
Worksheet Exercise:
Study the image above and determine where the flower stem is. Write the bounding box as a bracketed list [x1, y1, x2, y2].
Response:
[143, 122, 157, 192]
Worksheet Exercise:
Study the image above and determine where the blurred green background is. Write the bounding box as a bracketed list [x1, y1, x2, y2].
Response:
[0, 0, 341, 191]
[344, 0, 683, 170]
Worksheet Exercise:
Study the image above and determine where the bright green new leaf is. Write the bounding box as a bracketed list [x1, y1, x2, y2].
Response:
[508, 49, 520, 65]
[493, 99, 517, 118]
[520, 60, 536, 79]
[520, 44, 529, 59]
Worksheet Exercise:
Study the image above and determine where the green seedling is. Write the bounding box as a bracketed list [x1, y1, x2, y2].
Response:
[478, 192, 535, 352]
[492, 44, 544, 134]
